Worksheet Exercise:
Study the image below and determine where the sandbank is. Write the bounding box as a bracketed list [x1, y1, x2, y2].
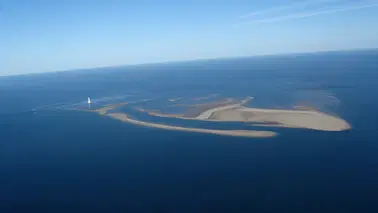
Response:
[106, 113, 276, 138]
[74, 94, 351, 137]
[211, 106, 351, 131]
[136, 97, 351, 131]
[78, 102, 276, 138]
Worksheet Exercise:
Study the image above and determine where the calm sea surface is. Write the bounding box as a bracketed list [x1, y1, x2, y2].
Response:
[1, 50, 378, 212]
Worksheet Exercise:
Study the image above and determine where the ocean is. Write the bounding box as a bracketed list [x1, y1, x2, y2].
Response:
[1, 49, 378, 212]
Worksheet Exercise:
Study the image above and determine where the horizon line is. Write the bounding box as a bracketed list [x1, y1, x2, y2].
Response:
[1, 47, 377, 78]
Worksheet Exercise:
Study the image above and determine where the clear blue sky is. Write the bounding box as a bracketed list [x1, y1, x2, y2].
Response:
[1, 0, 378, 76]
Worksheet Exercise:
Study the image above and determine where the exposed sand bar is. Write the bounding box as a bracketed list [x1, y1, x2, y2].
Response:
[106, 113, 277, 138]
[72, 102, 128, 114]
[210, 106, 351, 131]
[137, 96, 351, 131]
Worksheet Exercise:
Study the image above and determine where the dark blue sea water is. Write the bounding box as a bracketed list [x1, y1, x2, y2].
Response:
[1, 49, 378, 212]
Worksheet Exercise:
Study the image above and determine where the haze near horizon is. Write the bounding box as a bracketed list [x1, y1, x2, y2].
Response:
[1, 0, 378, 76]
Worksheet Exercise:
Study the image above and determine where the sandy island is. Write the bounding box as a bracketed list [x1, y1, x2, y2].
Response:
[136, 97, 351, 131]
[75, 95, 351, 139]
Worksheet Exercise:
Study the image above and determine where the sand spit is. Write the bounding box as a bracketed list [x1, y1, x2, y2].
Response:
[73, 102, 128, 114]
[184, 98, 249, 117]
[77, 103, 276, 138]
[195, 97, 253, 119]
[138, 97, 251, 120]
[195, 104, 241, 120]
[106, 113, 276, 138]
[135, 97, 233, 119]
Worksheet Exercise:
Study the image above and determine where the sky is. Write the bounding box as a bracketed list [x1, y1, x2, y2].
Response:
[1, 0, 378, 76]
